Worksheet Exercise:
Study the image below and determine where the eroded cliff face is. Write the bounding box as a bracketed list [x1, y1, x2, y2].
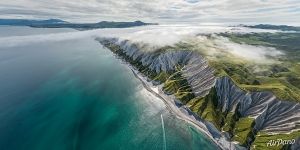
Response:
[97, 37, 300, 150]
[216, 77, 300, 133]
[216, 77, 300, 149]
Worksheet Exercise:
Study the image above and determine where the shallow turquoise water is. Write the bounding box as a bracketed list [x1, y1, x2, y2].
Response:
[0, 27, 218, 150]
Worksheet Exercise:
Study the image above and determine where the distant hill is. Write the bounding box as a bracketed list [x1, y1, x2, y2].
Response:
[0, 19, 67, 26]
[243, 24, 300, 31]
[0, 19, 157, 29]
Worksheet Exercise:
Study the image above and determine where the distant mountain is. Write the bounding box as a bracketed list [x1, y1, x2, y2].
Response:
[243, 24, 300, 31]
[0, 19, 158, 29]
[30, 20, 157, 29]
[0, 19, 67, 26]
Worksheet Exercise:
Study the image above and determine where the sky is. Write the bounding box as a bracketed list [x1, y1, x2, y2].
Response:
[0, 0, 300, 24]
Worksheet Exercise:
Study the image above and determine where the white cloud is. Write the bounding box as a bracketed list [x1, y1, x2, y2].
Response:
[0, 0, 299, 24]
[192, 35, 283, 64]
[214, 36, 283, 63]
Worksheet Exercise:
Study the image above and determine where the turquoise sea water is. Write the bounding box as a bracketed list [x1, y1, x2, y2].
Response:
[0, 27, 218, 150]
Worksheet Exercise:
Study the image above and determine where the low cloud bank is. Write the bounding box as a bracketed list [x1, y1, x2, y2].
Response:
[193, 35, 283, 64]
[0, 25, 283, 64]
[214, 36, 283, 63]
[0, 25, 278, 49]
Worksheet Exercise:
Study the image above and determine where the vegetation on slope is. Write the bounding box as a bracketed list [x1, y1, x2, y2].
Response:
[232, 117, 256, 147]
[100, 40, 195, 104]
[188, 88, 223, 129]
[162, 70, 195, 104]
[252, 131, 300, 150]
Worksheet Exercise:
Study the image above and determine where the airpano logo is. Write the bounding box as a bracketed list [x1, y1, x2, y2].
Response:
[267, 139, 295, 147]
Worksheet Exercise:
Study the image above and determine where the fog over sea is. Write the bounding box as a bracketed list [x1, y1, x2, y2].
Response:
[0, 26, 217, 150]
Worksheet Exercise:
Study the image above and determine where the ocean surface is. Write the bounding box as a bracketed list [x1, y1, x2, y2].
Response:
[0, 26, 217, 150]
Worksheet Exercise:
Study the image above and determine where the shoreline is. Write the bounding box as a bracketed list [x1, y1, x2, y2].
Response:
[122, 62, 236, 150]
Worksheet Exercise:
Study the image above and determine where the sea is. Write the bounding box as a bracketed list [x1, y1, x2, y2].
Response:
[0, 26, 217, 150]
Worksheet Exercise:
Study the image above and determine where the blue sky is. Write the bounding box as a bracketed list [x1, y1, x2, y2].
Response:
[0, 0, 299, 24]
